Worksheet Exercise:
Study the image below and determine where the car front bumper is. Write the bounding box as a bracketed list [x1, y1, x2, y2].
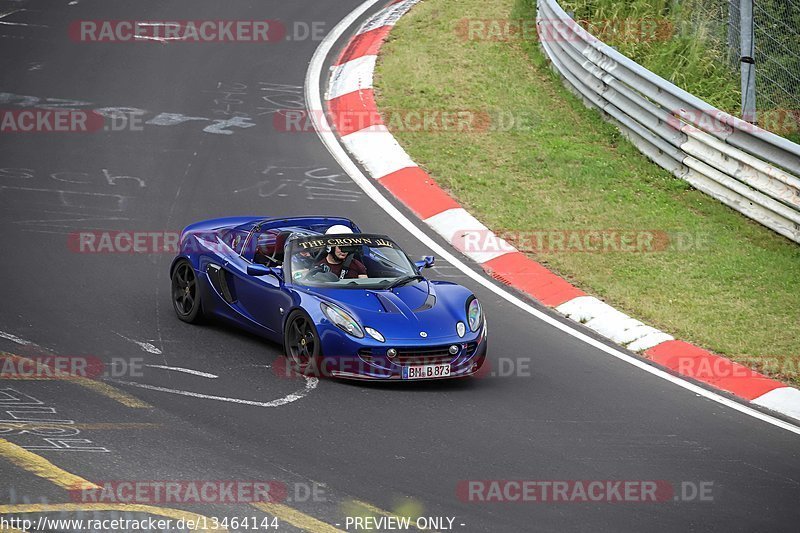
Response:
[311, 321, 488, 381]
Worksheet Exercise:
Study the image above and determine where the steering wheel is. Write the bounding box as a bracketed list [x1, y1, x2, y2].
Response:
[303, 265, 339, 283]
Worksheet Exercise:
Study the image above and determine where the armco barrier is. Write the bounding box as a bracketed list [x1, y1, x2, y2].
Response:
[537, 0, 800, 244]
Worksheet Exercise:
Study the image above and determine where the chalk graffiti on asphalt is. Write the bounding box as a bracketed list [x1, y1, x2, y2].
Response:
[234, 165, 363, 202]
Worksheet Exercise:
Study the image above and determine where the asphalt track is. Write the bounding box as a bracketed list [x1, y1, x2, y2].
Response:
[0, 1, 799, 532]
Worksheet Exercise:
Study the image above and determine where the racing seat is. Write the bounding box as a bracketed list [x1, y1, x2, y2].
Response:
[254, 231, 291, 266]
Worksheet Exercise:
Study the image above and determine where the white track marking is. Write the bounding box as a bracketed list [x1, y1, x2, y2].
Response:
[425, 207, 512, 263]
[133, 36, 177, 44]
[133, 22, 185, 43]
[145, 364, 218, 379]
[0, 330, 32, 345]
[340, 127, 415, 177]
[114, 332, 163, 354]
[328, 55, 377, 99]
[0, 10, 48, 28]
[305, 0, 800, 435]
[112, 377, 318, 408]
[557, 296, 674, 350]
[753, 388, 800, 420]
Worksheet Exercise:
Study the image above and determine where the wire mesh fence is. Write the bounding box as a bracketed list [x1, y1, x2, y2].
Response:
[726, 0, 800, 114]
[561, 0, 799, 138]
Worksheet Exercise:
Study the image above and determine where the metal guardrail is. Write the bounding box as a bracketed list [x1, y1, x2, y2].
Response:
[537, 0, 800, 244]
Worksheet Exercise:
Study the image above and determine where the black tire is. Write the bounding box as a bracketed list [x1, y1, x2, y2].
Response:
[171, 260, 203, 324]
[283, 310, 321, 375]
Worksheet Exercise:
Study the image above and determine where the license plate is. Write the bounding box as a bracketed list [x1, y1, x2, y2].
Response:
[402, 363, 451, 380]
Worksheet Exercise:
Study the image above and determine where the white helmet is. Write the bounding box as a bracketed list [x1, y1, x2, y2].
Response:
[325, 224, 353, 235]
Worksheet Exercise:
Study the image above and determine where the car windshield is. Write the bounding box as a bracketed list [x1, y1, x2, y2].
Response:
[285, 234, 419, 289]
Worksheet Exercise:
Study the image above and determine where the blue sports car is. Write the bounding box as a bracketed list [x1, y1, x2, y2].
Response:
[170, 216, 487, 380]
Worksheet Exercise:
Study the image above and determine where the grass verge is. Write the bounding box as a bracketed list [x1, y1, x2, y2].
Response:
[373, 0, 800, 384]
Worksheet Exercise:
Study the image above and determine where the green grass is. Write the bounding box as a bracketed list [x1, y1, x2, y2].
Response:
[559, 0, 741, 112]
[373, 0, 800, 384]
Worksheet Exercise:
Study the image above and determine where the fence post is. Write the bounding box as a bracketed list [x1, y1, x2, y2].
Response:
[739, 0, 756, 123]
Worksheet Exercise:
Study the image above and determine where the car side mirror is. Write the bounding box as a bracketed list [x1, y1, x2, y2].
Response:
[247, 264, 283, 281]
[415, 255, 435, 270]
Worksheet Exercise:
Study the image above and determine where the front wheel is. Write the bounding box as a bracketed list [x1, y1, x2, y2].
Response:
[171, 260, 203, 323]
[283, 311, 320, 375]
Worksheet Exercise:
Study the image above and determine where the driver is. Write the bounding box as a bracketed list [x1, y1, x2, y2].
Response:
[317, 245, 367, 279]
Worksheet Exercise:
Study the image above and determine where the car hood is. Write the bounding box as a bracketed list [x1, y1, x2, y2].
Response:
[306, 281, 466, 341]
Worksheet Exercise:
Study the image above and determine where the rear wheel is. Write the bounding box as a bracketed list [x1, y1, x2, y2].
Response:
[283, 311, 320, 375]
[172, 260, 203, 323]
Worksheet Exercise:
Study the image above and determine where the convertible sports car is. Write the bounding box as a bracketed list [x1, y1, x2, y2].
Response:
[170, 216, 487, 380]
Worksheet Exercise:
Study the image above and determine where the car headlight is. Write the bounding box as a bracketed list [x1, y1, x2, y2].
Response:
[321, 303, 364, 338]
[467, 297, 482, 332]
[364, 326, 385, 342]
[456, 322, 466, 338]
